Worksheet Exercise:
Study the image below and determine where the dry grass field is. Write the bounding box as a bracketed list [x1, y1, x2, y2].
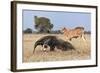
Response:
[23, 34, 91, 62]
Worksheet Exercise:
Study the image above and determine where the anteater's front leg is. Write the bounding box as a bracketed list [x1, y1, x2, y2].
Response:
[50, 46, 55, 51]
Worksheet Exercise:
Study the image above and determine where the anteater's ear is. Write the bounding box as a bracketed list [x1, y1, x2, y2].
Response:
[43, 44, 48, 48]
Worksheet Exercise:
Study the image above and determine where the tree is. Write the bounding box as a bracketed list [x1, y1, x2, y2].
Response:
[34, 16, 53, 33]
[23, 28, 32, 33]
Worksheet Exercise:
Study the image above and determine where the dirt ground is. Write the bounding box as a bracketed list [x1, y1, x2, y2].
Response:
[23, 34, 91, 62]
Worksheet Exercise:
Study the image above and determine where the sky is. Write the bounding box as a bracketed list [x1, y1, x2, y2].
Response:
[22, 10, 91, 31]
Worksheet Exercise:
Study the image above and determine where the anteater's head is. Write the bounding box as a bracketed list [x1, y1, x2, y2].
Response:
[33, 40, 43, 53]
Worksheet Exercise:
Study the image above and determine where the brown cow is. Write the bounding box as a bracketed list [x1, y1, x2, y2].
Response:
[61, 27, 86, 41]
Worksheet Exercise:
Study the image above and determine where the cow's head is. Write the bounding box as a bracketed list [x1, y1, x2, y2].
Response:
[60, 27, 69, 33]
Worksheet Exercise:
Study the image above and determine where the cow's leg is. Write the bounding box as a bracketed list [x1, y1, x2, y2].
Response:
[66, 35, 71, 41]
[66, 37, 69, 41]
[81, 34, 89, 49]
[81, 34, 86, 41]
[63, 35, 69, 41]
[69, 37, 72, 41]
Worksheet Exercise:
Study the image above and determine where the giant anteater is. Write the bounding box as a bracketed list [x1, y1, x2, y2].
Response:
[33, 35, 75, 53]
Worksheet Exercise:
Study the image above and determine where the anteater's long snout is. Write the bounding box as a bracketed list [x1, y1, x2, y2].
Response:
[33, 46, 36, 54]
[33, 42, 38, 53]
[33, 41, 41, 54]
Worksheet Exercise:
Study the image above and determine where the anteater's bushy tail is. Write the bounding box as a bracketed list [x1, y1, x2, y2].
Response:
[62, 41, 75, 51]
